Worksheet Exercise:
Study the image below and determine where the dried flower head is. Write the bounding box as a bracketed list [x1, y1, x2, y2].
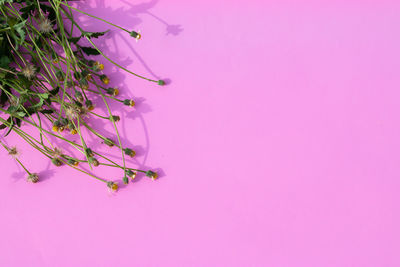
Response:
[8, 146, 19, 158]
[27, 173, 39, 183]
[65, 105, 81, 119]
[21, 64, 36, 79]
[38, 18, 53, 33]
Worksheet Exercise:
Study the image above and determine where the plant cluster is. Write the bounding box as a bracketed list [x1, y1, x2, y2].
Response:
[0, 0, 163, 191]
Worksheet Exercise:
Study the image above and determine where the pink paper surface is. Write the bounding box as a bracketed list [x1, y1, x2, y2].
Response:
[1, 0, 400, 266]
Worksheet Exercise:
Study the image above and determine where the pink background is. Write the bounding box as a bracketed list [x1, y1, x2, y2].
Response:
[1, 0, 400, 266]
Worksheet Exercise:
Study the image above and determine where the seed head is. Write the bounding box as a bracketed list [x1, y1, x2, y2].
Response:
[21, 64, 36, 79]
[27, 173, 39, 183]
[38, 18, 53, 33]
[8, 146, 19, 158]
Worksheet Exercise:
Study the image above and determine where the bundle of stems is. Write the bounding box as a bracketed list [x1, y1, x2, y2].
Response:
[0, 0, 163, 191]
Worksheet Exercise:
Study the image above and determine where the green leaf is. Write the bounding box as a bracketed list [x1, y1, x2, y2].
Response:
[80, 46, 100, 56]
[39, 93, 49, 99]
[0, 55, 10, 68]
[0, 0, 13, 5]
[13, 19, 27, 46]
[29, 98, 44, 110]
[68, 36, 81, 44]
[83, 30, 109, 39]
[16, 111, 25, 117]
[4, 117, 14, 137]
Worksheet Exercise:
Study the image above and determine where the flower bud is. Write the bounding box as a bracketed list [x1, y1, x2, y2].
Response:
[104, 138, 114, 147]
[67, 158, 79, 166]
[123, 176, 129, 185]
[89, 157, 99, 167]
[125, 170, 137, 179]
[123, 148, 135, 157]
[52, 120, 62, 132]
[100, 74, 110, 85]
[146, 170, 158, 180]
[130, 31, 141, 40]
[85, 148, 94, 157]
[79, 78, 89, 90]
[106, 87, 118, 96]
[110, 115, 120, 122]
[75, 91, 84, 102]
[51, 158, 62, 166]
[123, 99, 135, 107]
[85, 100, 94, 111]
[107, 181, 118, 192]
